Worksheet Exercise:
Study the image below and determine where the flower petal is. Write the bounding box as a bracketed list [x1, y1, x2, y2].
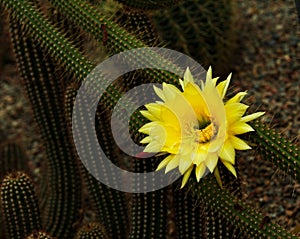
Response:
[138, 122, 157, 134]
[213, 166, 223, 187]
[229, 135, 251, 150]
[153, 85, 166, 101]
[222, 161, 237, 177]
[156, 154, 174, 171]
[205, 153, 218, 173]
[220, 140, 236, 164]
[179, 154, 193, 174]
[162, 83, 181, 102]
[165, 155, 180, 173]
[241, 111, 265, 122]
[140, 110, 157, 121]
[230, 122, 254, 135]
[225, 103, 249, 124]
[226, 91, 247, 104]
[140, 136, 151, 144]
[206, 66, 213, 82]
[184, 67, 194, 84]
[180, 166, 193, 188]
[196, 163, 206, 181]
[216, 73, 231, 98]
[193, 149, 207, 165]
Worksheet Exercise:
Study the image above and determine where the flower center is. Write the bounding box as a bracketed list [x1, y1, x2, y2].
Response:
[194, 122, 218, 143]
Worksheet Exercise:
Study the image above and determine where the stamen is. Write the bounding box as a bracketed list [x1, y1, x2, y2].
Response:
[195, 123, 218, 143]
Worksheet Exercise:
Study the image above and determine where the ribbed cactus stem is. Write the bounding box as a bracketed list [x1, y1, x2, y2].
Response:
[192, 175, 298, 238]
[152, 0, 236, 75]
[249, 120, 300, 181]
[113, 0, 183, 10]
[0, 0, 93, 80]
[128, 154, 168, 238]
[46, 0, 194, 86]
[172, 184, 205, 238]
[64, 86, 129, 239]
[9, 17, 82, 238]
[0, 141, 30, 179]
[114, 9, 158, 46]
[74, 222, 109, 239]
[0, 0, 201, 138]
[0, 171, 42, 239]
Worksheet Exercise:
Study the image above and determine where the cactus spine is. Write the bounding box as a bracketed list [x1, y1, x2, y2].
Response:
[0, 172, 42, 239]
[9, 17, 82, 238]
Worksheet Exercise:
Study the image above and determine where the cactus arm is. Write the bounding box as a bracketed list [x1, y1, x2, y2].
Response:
[0, 172, 42, 239]
[8, 17, 82, 238]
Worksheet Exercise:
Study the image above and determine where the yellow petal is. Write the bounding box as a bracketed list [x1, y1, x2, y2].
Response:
[230, 122, 254, 135]
[140, 110, 157, 121]
[216, 73, 231, 98]
[221, 161, 237, 177]
[165, 155, 180, 173]
[183, 67, 194, 84]
[145, 103, 163, 119]
[179, 154, 193, 174]
[193, 150, 207, 165]
[226, 91, 247, 104]
[212, 77, 219, 86]
[140, 136, 151, 144]
[241, 112, 265, 122]
[229, 135, 251, 150]
[179, 79, 185, 91]
[213, 166, 223, 187]
[156, 154, 174, 171]
[162, 83, 181, 102]
[182, 82, 209, 120]
[195, 163, 206, 181]
[205, 154, 218, 173]
[206, 66, 213, 82]
[138, 122, 157, 134]
[153, 85, 166, 101]
[220, 140, 235, 164]
[180, 166, 193, 188]
[225, 103, 249, 124]
[143, 140, 163, 152]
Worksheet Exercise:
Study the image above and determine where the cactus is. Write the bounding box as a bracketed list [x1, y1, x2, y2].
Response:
[0, 141, 31, 238]
[0, 141, 30, 179]
[250, 120, 300, 181]
[64, 86, 129, 238]
[8, 17, 82, 238]
[0, 0, 299, 238]
[75, 222, 109, 239]
[0, 172, 42, 239]
[25, 231, 55, 239]
[192, 175, 297, 238]
[151, 0, 236, 76]
[128, 157, 168, 238]
[113, 0, 183, 10]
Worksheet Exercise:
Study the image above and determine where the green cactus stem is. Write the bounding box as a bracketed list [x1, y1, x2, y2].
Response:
[74, 222, 109, 239]
[64, 85, 129, 239]
[128, 160, 168, 239]
[9, 18, 82, 238]
[113, 0, 183, 10]
[0, 171, 42, 239]
[0, 141, 30, 180]
[151, 0, 236, 76]
[249, 120, 300, 182]
[191, 175, 298, 238]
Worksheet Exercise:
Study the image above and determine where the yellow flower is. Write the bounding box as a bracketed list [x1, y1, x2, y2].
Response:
[139, 67, 264, 188]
